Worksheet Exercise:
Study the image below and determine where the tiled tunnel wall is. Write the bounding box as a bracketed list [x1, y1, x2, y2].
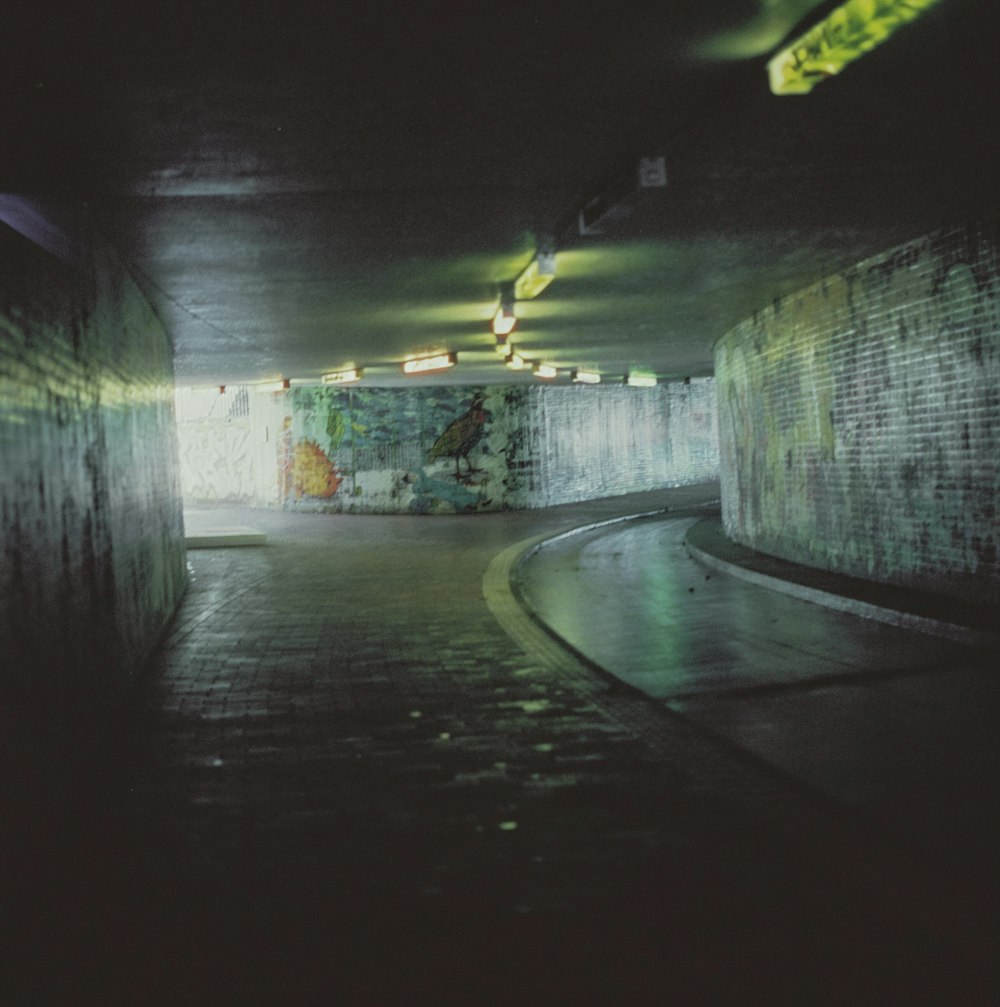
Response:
[716, 221, 1000, 603]
[0, 219, 187, 725]
[178, 380, 719, 513]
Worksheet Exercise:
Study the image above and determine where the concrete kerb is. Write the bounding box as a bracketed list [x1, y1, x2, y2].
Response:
[684, 525, 1000, 650]
[485, 501, 998, 675]
[482, 533, 610, 687]
[482, 504, 715, 684]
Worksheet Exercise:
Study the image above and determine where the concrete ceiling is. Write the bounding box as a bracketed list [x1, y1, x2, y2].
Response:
[3, 1, 998, 386]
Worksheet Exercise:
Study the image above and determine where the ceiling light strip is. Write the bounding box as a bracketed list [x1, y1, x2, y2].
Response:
[321, 368, 364, 385]
[402, 352, 457, 375]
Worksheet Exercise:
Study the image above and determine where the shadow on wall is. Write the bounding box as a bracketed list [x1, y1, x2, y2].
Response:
[176, 381, 720, 514]
[0, 210, 187, 737]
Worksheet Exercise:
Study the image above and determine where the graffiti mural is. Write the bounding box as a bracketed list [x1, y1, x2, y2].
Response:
[176, 386, 284, 506]
[426, 391, 488, 481]
[716, 222, 1000, 602]
[177, 420, 256, 502]
[292, 439, 341, 498]
[182, 381, 719, 515]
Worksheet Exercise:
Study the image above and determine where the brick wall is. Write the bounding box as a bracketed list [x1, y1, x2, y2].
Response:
[716, 221, 1000, 602]
[0, 216, 187, 725]
[178, 379, 719, 513]
[524, 381, 719, 508]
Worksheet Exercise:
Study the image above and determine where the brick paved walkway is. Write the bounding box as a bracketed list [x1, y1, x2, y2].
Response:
[5, 485, 996, 1004]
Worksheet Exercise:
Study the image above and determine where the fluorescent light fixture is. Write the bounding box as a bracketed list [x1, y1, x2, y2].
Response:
[321, 368, 363, 385]
[255, 378, 290, 393]
[625, 373, 657, 388]
[571, 368, 601, 384]
[514, 249, 557, 300]
[533, 362, 558, 380]
[492, 288, 518, 336]
[402, 352, 457, 375]
[494, 335, 510, 354]
[504, 351, 528, 371]
[767, 0, 942, 95]
[492, 305, 517, 336]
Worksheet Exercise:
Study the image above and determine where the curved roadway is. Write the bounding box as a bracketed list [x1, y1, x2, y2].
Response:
[514, 512, 999, 875]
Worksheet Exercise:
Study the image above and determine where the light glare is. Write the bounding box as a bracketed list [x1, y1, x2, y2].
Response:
[492, 304, 517, 336]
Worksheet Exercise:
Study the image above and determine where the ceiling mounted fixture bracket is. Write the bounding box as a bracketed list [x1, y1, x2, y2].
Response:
[513, 239, 557, 300]
[578, 157, 667, 236]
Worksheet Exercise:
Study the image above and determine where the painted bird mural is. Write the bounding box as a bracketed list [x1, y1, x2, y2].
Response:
[427, 392, 488, 480]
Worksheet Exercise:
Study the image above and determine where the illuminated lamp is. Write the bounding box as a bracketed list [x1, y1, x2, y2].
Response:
[321, 368, 363, 385]
[513, 248, 556, 300]
[533, 362, 558, 380]
[625, 373, 657, 388]
[571, 368, 601, 385]
[255, 378, 291, 393]
[492, 287, 517, 336]
[767, 0, 942, 95]
[402, 352, 457, 375]
[504, 351, 528, 371]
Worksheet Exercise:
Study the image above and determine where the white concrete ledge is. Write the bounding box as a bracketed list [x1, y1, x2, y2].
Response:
[185, 526, 267, 549]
